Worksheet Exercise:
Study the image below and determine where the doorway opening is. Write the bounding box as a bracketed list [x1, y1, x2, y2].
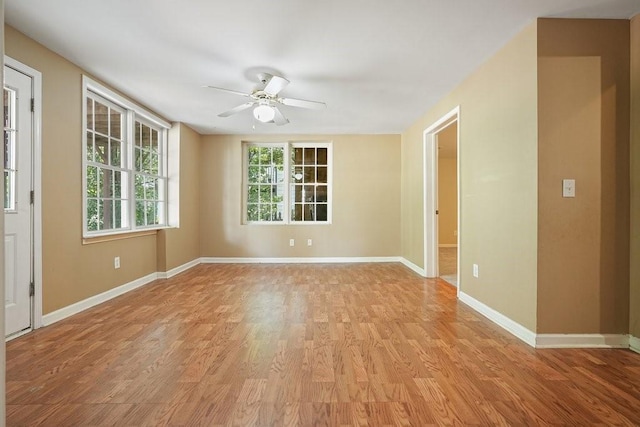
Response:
[423, 107, 460, 289]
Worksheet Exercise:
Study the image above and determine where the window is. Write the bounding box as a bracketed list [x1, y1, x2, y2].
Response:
[3, 87, 16, 211]
[83, 77, 170, 237]
[242, 142, 332, 224]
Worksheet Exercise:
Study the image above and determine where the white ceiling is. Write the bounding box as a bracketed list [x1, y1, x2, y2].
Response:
[5, 0, 640, 135]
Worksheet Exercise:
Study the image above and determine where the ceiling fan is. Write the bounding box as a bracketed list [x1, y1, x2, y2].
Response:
[205, 73, 326, 126]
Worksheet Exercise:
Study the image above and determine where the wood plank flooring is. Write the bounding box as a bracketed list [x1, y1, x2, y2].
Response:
[7, 263, 640, 426]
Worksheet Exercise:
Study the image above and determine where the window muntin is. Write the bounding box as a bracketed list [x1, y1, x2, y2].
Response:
[4, 87, 16, 211]
[243, 142, 331, 224]
[83, 77, 169, 237]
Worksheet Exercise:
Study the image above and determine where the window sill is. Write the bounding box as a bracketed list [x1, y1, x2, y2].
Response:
[82, 229, 160, 245]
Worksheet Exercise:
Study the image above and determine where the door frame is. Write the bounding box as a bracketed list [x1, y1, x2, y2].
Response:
[5, 56, 43, 334]
[423, 106, 460, 285]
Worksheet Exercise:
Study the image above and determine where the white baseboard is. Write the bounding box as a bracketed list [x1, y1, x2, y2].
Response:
[400, 257, 426, 277]
[458, 291, 536, 347]
[157, 258, 201, 279]
[536, 334, 629, 349]
[42, 272, 159, 326]
[630, 335, 640, 354]
[438, 244, 457, 248]
[200, 256, 402, 264]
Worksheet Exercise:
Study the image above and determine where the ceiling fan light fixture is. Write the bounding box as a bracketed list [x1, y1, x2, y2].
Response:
[253, 104, 275, 123]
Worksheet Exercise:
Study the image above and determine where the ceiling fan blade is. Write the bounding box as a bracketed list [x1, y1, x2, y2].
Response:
[204, 85, 250, 97]
[279, 97, 326, 110]
[272, 106, 289, 126]
[218, 102, 254, 117]
[263, 75, 290, 96]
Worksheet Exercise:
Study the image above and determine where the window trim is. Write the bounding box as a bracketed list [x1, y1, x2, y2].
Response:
[82, 76, 171, 238]
[241, 141, 333, 225]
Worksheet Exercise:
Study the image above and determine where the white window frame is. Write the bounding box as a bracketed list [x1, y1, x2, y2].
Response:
[242, 141, 332, 225]
[82, 76, 171, 238]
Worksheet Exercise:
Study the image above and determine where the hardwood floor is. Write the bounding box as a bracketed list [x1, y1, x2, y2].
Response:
[7, 263, 640, 426]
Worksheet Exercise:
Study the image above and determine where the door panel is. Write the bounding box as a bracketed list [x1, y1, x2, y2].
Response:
[4, 65, 33, 336]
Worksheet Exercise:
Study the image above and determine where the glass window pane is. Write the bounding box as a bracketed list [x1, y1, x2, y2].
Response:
[135, 121, 142, 147]
[145, 177, 158, 201]
[5, 131, 12, 169]
[259, 166, 271, 183]
[317, 185, 328, 202]
[317, 148, 327, 165]
[293, 185, 303, 203]
[292, 203, 302, 221]
[86, 97, 94, 130]
[304, 167, 315, 183]
[248, 185, 259, 203]
[99, 168, 114, 198]
[293, 167, 303, 182]
[303, 204, 315, 221]
[135, 174, 145, 199]
[317, 167, 327, 184]
[114, 171, 122, 198]
[102, 198, 114, 230]
[293, 147, 303, 164]
[258, 146, 271, 164]
[247, 204, 259, 221]
[114, 200, 122, 228]
[142, 124, 151, 149]
[110, 139, 122, 167]
[110, 109, 121, 139]
[95, 134, 108, 164]
[86, 132, 94, 162]
[86, 166, 98, 197]
[4, 171, 11, 210]
[135, 147, 142, 172]
[4, 89, 11, 128]
[259, 185, 272, 203]
[304, 148, 315, 165]
[316, 204, 328, 221]
[304, 185, 315, 202]
[150, 152, 159, 175]
[146, 201, 157, 225]
[248, 147, 260, 165]
[94, 101, 109, 135]
[136, 201, 145, 226]
[248, 166, 260, 184]
[150, 129, 158, 153]
[259, 204, 272, 221]
[87, 198, 98, 231]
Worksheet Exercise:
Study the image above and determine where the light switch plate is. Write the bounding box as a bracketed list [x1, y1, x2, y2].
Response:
[562, 179, 575, 198]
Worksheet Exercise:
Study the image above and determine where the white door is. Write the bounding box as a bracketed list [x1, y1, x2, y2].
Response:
[4, 65, 33, 336]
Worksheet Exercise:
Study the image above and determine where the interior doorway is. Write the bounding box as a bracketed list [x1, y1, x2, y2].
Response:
[436, 123, 458, 286]
[423, 107, 459, 288]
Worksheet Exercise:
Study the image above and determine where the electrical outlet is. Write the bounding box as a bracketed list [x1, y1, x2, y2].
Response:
[472, 264, 479, 278]
[289, 239, 295, 247]
[307, 239, 312, 246]
[114, 256, 120, 269]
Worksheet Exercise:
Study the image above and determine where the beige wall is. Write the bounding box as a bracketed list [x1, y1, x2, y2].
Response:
[4, 26, 172, 314]
[200, 134, 401, 258]
[537, 19, 630, 334]
[631, 14, 640, 339]
[158, 123, 201, 271]
[437, 125, 457, 246]
[401, 23, 539, 330]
